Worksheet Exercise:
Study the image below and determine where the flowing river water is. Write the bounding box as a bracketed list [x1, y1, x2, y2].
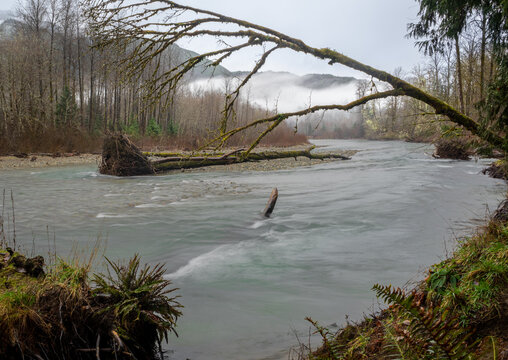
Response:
[0, 139, 506, 360]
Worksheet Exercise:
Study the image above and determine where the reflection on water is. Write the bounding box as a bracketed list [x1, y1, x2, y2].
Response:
[0, 139, 506, 360]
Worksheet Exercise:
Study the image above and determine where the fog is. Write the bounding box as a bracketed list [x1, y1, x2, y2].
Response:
[189, 72, 358, 112]
[187, 71, 364, 136]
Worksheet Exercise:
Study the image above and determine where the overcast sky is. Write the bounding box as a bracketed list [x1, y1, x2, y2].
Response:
[0, 0, 426, 78]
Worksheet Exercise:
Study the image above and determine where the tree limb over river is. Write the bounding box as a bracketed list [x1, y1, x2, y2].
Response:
[84, 0, 507, 155]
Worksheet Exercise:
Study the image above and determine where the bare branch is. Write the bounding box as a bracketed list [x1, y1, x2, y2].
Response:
[84, 0, 508, 153]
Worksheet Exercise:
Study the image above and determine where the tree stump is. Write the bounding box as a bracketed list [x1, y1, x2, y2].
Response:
[433, 138, 472, 160]
[99, 134, 154, 176]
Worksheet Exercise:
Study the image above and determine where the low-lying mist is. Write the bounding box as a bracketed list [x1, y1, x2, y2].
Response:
[188, 71, 362, 137]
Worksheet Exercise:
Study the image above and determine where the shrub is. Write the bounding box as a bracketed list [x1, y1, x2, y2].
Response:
[146, 118, 162, 136]
[92, 254, 182, 346]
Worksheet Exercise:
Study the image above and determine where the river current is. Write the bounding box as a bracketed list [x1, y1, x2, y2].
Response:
[0, 139, 506, 359]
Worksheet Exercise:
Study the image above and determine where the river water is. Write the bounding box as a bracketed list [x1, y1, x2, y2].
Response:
[0, 139, 505, 360]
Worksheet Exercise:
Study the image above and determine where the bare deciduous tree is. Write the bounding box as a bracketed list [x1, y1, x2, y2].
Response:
[84, 0, 507, 154]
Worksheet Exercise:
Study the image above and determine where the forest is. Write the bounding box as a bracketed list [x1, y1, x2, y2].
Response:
[0, 0, 305, 154]
[1, 0, 506, 155]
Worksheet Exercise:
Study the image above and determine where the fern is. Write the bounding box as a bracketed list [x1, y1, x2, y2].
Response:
[93, 254, 182, 342]
[381, 319, 408, 360]
[372, 284, 474, 360]
[306, 317, 343, 360]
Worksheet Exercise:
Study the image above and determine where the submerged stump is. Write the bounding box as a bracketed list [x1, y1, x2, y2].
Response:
[99, 134, 154, 176]
[263, 188, 278, 217]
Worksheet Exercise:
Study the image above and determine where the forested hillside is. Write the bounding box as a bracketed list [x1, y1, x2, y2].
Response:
[0, 0, 305, 154]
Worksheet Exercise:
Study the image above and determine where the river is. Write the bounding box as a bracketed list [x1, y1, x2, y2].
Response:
[0, 139, 505, 359]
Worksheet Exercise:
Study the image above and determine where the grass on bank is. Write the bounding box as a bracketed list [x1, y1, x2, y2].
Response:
[302, 214, 508, 360]
[0, 247, 182, 360]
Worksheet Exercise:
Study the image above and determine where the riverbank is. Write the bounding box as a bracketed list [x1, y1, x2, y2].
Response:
[0, 146, 357, 172]
[305, 198, 508, 360]
[0, 153, 100, 170]
[0, 246, 182, 359]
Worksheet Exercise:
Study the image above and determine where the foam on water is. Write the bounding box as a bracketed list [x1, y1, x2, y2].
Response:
[164, 238, 273, 281]
[250, 220, 267, 229]
[134, 203, 166, 208]
[96, 213, 133, 218]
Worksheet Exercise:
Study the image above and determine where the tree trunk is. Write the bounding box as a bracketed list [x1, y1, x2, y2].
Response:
[455, 36, 465, 114]
[479, 13, 487, 101]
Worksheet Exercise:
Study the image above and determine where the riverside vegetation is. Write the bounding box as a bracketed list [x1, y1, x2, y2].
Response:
[296, 198, 508, 360]
[0, 202, 182, 360]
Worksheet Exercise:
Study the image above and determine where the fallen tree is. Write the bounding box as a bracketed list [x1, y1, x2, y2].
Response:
[85, 0, 507, 155]
[99, 135, 350, 176]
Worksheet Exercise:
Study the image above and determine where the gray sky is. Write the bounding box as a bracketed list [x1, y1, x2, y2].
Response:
[0, 0, 425, 78]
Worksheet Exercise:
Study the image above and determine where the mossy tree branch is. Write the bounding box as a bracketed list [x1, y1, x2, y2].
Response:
[84, 0, 507, 153]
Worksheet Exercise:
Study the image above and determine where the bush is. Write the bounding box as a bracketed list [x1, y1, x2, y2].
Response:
[123, 117, 141, 137]
[55, 86, 78, 127]
[92, 254, 182, 345]
[166, 119, 178, 136]
[146, 118, 162, 136]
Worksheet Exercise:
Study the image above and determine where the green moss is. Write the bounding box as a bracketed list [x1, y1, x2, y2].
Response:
[424, 225, 508, 325]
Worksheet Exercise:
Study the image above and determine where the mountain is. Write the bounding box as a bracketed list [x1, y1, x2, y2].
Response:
[173, 46, 358, 101]
[299, 73, 356, 89]
[172, 44, 232, 78]
[0, 11, 18, 35]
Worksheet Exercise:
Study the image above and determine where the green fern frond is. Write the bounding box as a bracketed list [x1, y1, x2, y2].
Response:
[372, 284, 474, 360]
[92, 254, 182, 343]
[306, 317, 343, 360]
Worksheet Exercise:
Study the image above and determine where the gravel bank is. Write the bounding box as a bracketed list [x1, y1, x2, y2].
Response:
[0, 146, 357, 172]
[0, 154, 100, 170]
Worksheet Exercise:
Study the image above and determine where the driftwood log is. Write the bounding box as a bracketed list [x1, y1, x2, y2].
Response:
[99, 135, 351, 176]
[150, 148, 350, 172]
[263, 188, 278, 217]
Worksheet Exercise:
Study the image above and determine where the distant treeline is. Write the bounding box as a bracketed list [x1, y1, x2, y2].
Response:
[0, 0, 306, 154]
